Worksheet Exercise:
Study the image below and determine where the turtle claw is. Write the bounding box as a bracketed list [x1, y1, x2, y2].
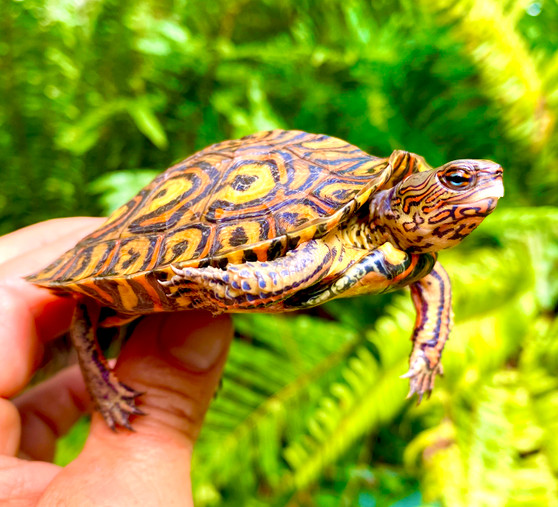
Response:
[402, 354, 443, 405]
[94, 377, 145, 431]
[158, 265, 185, 287]
[158, 265, 197, 293]
[170, 264, 185, 275]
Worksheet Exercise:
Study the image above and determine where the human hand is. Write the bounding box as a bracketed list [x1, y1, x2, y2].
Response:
[0, 217, 233, 506]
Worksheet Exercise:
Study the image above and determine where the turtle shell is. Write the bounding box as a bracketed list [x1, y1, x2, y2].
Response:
[27, 130, 393, 313]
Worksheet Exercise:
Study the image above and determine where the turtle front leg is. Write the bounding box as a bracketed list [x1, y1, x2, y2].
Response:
[71, 298, 143, 430]
[287, 242, 412, 308]
[402, 261, 453, 402]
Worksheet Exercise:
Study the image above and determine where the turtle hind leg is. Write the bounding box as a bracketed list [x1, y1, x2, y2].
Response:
[70, 297, 144, 430]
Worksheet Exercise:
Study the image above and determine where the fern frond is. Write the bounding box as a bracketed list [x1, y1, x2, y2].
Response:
[282, 299, 414, 492]
[469, 207, 558, 307]
[191, 314, 364, 503]
[419, 0, 553, 151]
[401, 210, 558, 506]
[277, 213, 554, 496]
[407, 369, 558, 506]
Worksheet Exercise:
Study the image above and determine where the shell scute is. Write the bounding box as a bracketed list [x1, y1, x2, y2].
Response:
[28, 130, 393, 295]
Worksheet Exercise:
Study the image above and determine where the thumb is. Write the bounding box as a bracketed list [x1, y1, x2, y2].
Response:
[39, 311, 233, 506]
[115, 310, 233, 441]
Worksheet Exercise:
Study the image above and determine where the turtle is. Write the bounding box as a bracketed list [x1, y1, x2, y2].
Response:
[26, 129, 504, 430]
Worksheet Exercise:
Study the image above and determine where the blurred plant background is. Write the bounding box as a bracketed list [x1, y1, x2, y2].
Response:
[2, 0, 558, 505]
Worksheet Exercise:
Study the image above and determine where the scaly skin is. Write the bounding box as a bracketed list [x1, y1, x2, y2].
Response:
[403, 262, 452, 400]
[70, 299, 144, 430]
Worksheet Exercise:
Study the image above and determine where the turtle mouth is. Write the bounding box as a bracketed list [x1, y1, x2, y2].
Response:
[474, 177, 505, 206]
[486, 175, 505, 199]
[480, 169, 504, 199]
[446, 186, 503, 217]
[472, 197, 500, 216]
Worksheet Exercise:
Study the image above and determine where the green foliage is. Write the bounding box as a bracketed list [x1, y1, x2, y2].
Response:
[6, 0, 557, 505]
[89, 169, 159, 214]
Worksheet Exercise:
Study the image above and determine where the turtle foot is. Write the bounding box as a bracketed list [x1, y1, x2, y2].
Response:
[400, 354, 443, 404]
[92, 374, 145, 431]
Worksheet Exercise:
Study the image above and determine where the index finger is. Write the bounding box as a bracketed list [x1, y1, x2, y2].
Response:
[0, 217, 104, 341]
[0, 218, 104, 397]
[0, 217, 104, 266]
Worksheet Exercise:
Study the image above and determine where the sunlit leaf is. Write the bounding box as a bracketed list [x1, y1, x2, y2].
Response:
[126, 100, 169, 150]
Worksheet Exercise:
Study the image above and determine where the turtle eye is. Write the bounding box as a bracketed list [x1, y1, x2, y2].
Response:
[439, 168, 475, 190]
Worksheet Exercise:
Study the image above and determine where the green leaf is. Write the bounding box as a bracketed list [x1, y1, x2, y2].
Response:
[89, 169, 159, 214]
[126, 100, 169, 150]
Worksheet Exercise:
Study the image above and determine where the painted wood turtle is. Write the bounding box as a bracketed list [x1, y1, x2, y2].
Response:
[27, 130, 504, 429]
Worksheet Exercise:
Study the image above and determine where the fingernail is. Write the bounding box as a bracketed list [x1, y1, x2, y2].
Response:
[159, 312, 232, 372]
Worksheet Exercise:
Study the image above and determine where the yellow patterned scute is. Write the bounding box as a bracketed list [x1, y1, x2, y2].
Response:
[27, 130, 391, 297]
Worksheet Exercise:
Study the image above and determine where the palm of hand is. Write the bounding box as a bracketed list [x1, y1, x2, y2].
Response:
[0, 217, 232, 506]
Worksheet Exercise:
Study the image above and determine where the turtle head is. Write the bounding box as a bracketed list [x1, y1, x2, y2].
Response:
[374, 159, 504, 253]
